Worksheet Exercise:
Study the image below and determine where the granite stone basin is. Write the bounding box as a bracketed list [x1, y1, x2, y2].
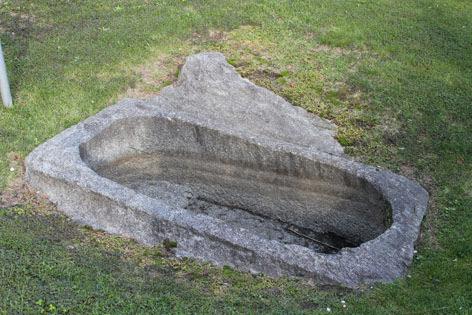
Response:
[81, 116, 390, 252]
[25, 52, 428, 288]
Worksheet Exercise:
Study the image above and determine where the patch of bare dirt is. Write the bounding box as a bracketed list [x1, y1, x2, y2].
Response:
[124, 54, 185, 99]
[311, 44, 357, 56]
[123, 27, 240, 99]
[0, 152, 52, 213]
[122, 25, 280, 100]
[207, 29, 228, 41]
[0, 10, 53, 51]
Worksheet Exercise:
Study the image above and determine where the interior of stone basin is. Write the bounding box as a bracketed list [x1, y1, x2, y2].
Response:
[80, 116, 391, 253]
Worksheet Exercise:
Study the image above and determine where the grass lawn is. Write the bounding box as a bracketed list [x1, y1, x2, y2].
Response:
[1, 0, 471, 313]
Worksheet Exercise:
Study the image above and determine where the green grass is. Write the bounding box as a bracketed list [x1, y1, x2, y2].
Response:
[1, 0, 471, 313]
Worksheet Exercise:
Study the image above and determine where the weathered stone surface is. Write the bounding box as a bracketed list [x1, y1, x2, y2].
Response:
[25, 52, 428, 288]
[154, 53, 343, 156]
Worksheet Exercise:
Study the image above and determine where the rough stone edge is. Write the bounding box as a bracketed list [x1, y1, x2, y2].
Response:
[25, 96, 429, 288]
[153, 52, 344, 156]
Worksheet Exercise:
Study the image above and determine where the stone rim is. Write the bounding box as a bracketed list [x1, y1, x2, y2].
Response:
[26, 98, 428, 288]
[25, 53, 429, 288]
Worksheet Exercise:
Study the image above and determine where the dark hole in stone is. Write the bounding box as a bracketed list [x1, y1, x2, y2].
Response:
[80, 116, 391, 253]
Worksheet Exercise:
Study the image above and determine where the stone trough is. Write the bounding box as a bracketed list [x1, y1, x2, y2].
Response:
[25, 52, 428, 288]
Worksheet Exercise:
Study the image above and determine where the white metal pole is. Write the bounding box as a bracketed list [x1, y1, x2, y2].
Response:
[0, 42, 13, 108]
